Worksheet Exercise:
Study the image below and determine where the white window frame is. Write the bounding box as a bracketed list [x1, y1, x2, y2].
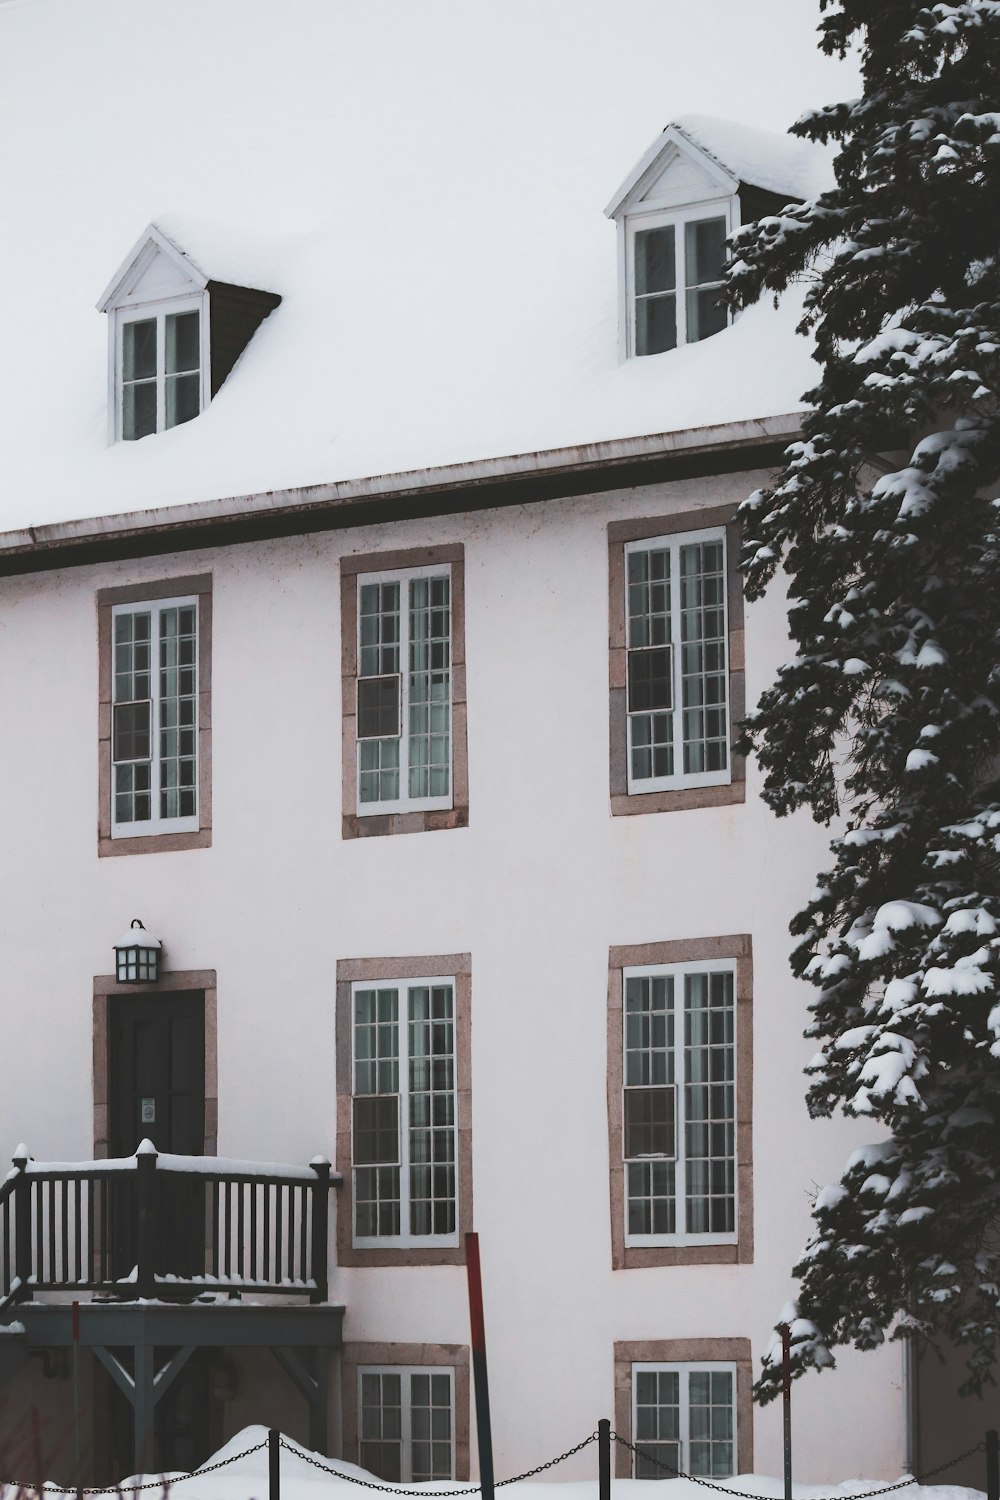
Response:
[624, 525, 731, 795]
[110, 593, 199, 839]
[624, 197, 735, 358]
[630, 1361, 737, 1480]
[351, 975, 459, 1251]
[112, 291, 210, 443]
[355, 562, 453, 817]
[622, 958, 738, 1249]
[357, 1365, 456, 1483]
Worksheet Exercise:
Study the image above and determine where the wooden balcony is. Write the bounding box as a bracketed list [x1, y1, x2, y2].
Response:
[0, 1141, 339, 1309]
[0, 1144, 344, 1471]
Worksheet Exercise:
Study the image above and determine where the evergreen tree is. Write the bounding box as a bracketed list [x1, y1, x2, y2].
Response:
[727, 0, 1000, 1401]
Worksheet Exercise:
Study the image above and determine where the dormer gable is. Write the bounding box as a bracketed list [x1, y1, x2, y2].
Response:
[98, 219, 282, 443]
[605, 116, 825, 361]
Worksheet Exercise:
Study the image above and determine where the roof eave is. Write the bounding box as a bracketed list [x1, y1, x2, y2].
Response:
[0, 414, 804, 577]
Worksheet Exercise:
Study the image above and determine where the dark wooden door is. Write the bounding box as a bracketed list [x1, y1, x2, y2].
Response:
[108, 992, 205, 1279]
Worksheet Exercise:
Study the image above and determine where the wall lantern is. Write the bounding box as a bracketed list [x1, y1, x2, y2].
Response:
[114, 919, 162, 984]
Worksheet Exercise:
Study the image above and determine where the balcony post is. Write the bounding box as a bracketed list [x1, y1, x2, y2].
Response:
[12, 1147, 30, 1302]
[309, 1158, 330, 1304]
[135, 1141, 157, 1299]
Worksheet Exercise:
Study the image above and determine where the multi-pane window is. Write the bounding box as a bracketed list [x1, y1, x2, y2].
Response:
[626, 529, 729, 792]
[352, 978, 458, 1246]
[631, 1364, 736, 1479]
[111, 597, 198, 835]
[356, 566, 451, 813]
[358, 1367, 454, 1482]
[623, 961, 736, 1244]
[120, 304, 202, 440]
[632, 212, 729, 356]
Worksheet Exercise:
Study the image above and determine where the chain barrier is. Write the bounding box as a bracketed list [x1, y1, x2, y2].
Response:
[614, 1433, 988, 1500]
[280, 1430, 600, 1495]
[0, 1427, 987, 1500]
[0, 1439, 268, 1497]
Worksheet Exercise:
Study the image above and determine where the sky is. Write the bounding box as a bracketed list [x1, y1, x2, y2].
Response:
[0, 0, 864, 531]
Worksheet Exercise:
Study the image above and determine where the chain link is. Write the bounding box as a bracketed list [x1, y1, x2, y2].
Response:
[280, 1431, 599, 1495]
[614, 1433, 988, 1500]
[0, 1439, 268, 1496]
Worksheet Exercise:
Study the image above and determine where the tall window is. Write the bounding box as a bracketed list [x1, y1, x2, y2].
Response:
[352, 977, 458, 1247]
[358, 1367, 455, 1482]
[120, 304, 202, 441]
[356, 566, 452, 814]
[631, 212, 729, 356]
[623, 960, 736, 1245]
[111, 596, 198, 836]
[631, 1363, 736, 1479]
[625, 528, 729, 793]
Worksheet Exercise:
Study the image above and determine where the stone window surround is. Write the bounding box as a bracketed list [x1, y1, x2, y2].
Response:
[341, 544, 469, 839]
[607, 935, 753, 1269]
[341, 1342, 471, 1481]
[336, 954, 473, 1267]
[92, 968, 218, 1158]
[608, 504, 745, 815]
[613, 1337, 753, 1478]
[97, 573, 213, 857]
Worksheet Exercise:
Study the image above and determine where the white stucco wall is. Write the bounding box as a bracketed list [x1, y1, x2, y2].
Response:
[0, 469, 904, 1482]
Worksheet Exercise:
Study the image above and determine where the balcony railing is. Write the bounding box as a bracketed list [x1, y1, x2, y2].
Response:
[0, 1142, 338, 1313]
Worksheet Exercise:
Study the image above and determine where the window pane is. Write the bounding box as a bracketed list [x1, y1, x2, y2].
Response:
[410, 1371, 453, 1481]
[408, 575, 451, 800]
[409, 983, 456, 1235]
[123, 319, 156, 382]
[359, 1373, 402, 1481]
[680, 541, 728, 774]
[123, 380, 156, 441]
[358, 675, 401, 739]
[634, 1367, 681, 1479]
[686, 286, 728, 344]
[636, 294, 676, 356]
[628, 646, 672, 714]
[685, 971, 736, 1234]
[353, 1096, 400, 1166]
[636, 227, 675, 295]
[624, 1085, 675, 1160]
[158, 604, 198, 819]
[687, 1367, 734, 1478]
[166, 310, 199, 373]
[685, 218, 727, 288]
[166, 372, 200, 429]
[112, 700, 152, 764]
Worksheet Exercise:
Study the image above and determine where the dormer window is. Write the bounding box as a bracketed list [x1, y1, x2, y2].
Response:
[98, 219, 281, 444]
[632, 211, 730, 356]
[606, 116, 818, 362]
[121, 304, 204, 440]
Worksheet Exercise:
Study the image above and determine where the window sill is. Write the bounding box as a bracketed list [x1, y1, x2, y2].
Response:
[616, 1241, 747, 1269]
[99, 827, 212, 858]
[343, 806, 469, 840]
[339, 1243, 468, 1268]
[611, 778, 745, 817]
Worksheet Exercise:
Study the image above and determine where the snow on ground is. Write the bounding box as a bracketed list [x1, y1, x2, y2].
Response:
[0, 1428, 985, 1500]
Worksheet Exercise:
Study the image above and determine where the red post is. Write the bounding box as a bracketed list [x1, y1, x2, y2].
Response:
[780, 1323, 792, 1500]
[72, 1300, 82, 1485]
[465, 1233, 495, 1500]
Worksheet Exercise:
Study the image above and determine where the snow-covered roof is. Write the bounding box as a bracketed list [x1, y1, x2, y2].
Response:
[604, 114, 832, 219]
[0, 0, 851, 540]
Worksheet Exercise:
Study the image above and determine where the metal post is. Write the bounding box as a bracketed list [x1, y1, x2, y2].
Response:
[72, 1300, 82, 1479]
[598, 1418, 611, 1500]
[986, 1428, 998, 1500]
[780, 1323, 793, 1500]
[465, 1233, 495, 1500]
[269, 1428, 281, 1500]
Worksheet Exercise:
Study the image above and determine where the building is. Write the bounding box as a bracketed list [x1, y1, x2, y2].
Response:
[0, 5, 975, 1491]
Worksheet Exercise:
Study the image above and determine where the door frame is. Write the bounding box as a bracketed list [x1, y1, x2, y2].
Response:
[93, 968, 218, 1158]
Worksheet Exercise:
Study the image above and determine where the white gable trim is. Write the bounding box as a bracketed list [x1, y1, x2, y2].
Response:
[96, 222, 210, 313]
[604, 126, 738, 221]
